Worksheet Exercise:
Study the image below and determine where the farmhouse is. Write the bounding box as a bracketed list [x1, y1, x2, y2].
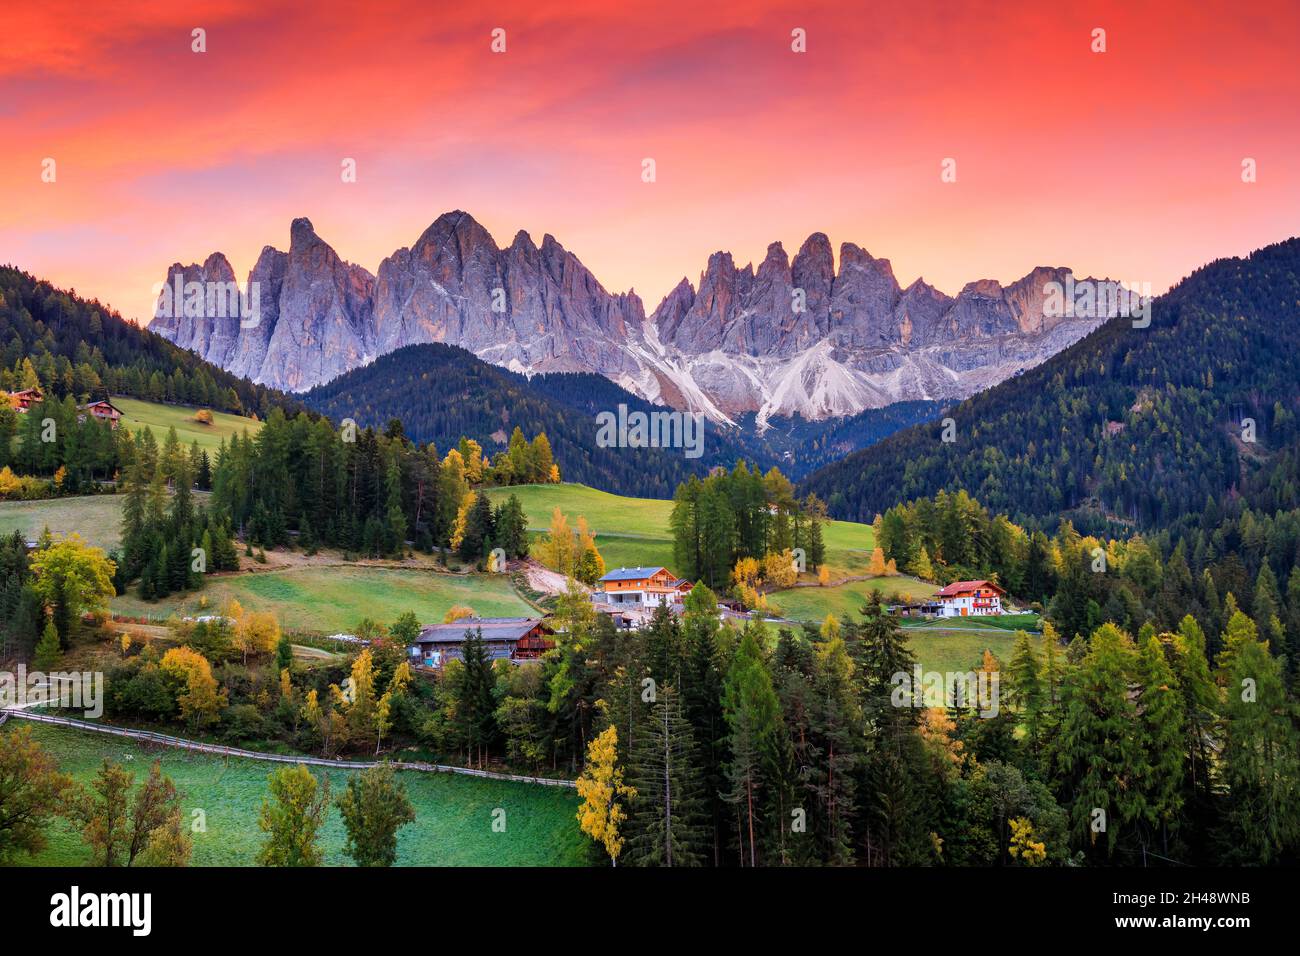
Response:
[408, 617, 554, 669]
[7, 388, 42, 412]
[935, 579, 1006, 617]
[594, 566, 692, 609]
[78, 399, 124, 429]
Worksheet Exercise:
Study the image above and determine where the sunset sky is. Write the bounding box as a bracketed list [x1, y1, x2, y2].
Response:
[2, 0, 1297, 323]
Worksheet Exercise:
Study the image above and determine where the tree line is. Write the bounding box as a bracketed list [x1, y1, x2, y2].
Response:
[206, 410, 551, 563]
[569, 591, 1297, 866]
[670, 462, 827, 591]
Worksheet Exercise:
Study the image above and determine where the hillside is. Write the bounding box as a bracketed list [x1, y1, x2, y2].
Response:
[114, 397, 262, 452]
[0, 265, 304, 419]
[302, 342, 939, 498]
[801, 238, 1300, 535]
[480, 481, 942, 626]
[484, 481, 880, 578]
[302, 342, 767, 499]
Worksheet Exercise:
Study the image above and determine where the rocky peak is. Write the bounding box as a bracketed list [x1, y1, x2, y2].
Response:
[151, 213, 1115, 423]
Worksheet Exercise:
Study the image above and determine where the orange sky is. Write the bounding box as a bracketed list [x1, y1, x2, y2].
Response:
[1, 0, 1297, 323]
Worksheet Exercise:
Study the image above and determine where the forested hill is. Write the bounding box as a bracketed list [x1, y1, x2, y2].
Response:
[301, 342, 766, 499]
[0, 265, 303, 418]
[800, 238, 1300, 536]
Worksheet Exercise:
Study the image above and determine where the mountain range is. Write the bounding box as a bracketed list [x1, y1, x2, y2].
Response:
[799, 237, 1300, 533]
[150, 212, 1129, 425]
[299, 340, 947, 495]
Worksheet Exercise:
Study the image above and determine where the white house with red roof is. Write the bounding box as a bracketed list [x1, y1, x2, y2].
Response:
[935, 579, 1006, 617]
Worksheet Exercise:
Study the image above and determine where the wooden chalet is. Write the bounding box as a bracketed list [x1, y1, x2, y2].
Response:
[408, 617, 554, 669]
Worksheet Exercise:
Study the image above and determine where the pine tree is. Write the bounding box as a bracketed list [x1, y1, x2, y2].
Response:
[1006, 630, 1045, 753]
[1215, 634, 1300, 863]
[33, 619, 61, 670]
[1171, 616, 1218, 802]
[1052, 623, 1150, 859]
[1135, 635, 1186, 850]
[454, 629, 498, 767]
[721, 628, 781, 866]
[626, 685, 707, 867]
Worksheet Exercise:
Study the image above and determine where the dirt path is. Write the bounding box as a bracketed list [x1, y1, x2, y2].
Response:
[518, 559, 580, 597]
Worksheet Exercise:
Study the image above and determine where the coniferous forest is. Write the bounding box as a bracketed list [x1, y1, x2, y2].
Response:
[801, 239, 1300, 537]
[0, 246, 1298, 873]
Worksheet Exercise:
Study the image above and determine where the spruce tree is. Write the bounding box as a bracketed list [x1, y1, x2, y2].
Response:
[33, 619, 61, 670]
[626, 685, 707, 867]
[1052, 623, 1150, 860]
[1216, 635, 1300, 864]
[1135, 635, 1186, 852]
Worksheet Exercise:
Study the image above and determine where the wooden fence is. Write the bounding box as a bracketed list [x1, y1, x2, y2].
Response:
[0, 708, 575, 788]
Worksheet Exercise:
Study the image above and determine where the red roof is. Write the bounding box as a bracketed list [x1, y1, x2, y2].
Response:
[935, 579, 1005, 597]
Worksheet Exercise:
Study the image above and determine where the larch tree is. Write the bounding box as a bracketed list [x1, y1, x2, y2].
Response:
[576, 725, 635, 866]
[0, 727, 74, 864]
[257, 764, 330, 867]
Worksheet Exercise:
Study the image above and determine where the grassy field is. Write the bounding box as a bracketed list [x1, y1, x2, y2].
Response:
[774, 576, 939, 623]
[0, 492, 213, 551]
[114, 396, 261, 452]
[0, 495, 127, 549]
[905, 627, 1043, 675]
[487, 482, 876, 578]
[112, 566, 535, 633]
[2, 722, 585, 867]
[902, 613, 1041, 632]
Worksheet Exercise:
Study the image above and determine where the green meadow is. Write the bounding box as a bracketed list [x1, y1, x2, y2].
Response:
[486, 482, 877, 578]
[114, 396, 262, 452]
[111, 566, 535, 633]
[2, 721, 585, 867]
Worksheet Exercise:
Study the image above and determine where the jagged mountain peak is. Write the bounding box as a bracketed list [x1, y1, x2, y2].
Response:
[150, 213, 1122, 423]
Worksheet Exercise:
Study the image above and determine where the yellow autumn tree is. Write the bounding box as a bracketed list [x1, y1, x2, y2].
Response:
[233, 608, 280, 664]
[817, 564, 832, 586]
[868, 547, 888, 576]
[460, 439, 485, 484]
[444, 604, 475, 624]
[918, 707, 964, 778]
[732, 556, 761, 590]
[448, 491, 477, 552]
[762, 550, 798, 590]
[1008, 816, 1047, 865]
[160, 646, 227, 729]
[347, 648, 377, 741]
[574, 516, 606, 584]
[539, 507, 576, 575]
[575, 725, 635, 866]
